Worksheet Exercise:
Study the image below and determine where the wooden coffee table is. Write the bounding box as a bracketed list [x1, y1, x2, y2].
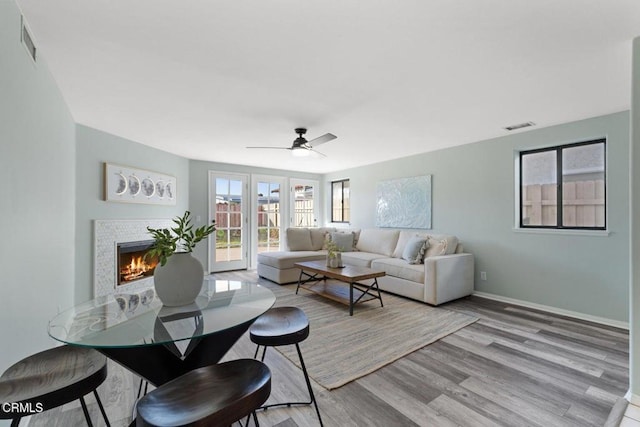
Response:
[294, 260, 385, 316]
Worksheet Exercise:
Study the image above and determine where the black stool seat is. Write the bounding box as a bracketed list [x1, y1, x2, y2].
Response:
[249, 306, 323, 426]
[0, 345, 110, 427]
[250, 306, 310, 347]
[136, 359, 271, 427]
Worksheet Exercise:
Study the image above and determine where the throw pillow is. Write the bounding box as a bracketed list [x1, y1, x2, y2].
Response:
[402, 237, 429, 264]
[330, 231, 355, 252]
[424, 234, 459, 258]
[310, 227, 334, 250]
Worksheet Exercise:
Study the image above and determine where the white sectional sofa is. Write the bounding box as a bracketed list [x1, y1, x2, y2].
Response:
[257, 227, 474, 306]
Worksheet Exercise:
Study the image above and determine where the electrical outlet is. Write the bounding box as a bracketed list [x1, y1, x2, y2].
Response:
[480, 271, 487, 281]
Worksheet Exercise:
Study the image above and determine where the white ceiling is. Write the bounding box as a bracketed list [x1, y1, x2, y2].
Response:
[16, 0, 640, 173]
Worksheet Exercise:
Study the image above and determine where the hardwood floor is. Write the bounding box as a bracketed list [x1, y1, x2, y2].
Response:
[27, 270, 628, 426]
[225, 271, 629, 427]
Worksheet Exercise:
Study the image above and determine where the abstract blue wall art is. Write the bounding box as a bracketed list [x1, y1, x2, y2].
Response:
[376, 175, 431, 229]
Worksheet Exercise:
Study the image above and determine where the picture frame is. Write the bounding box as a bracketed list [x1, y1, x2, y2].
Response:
[104, 163, 177, 205]
[375, 175, 432, 229]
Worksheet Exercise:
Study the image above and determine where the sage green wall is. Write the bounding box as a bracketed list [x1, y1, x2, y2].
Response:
[0, 0, 76, 378]
[75, 125, 189, 302]
[630, 36, 640, 399]
[325, 111, 630, 322]
[188, 160, 322, 268]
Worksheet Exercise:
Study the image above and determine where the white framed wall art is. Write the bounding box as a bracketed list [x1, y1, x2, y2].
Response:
[104, 163, 177, 205]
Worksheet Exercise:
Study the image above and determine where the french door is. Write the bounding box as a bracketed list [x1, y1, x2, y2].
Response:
[251, 176, 286, 268]
[290, 179, 319, 227]
[209, 172, 248, 272]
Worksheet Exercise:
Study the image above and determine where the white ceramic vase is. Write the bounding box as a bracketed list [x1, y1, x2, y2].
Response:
[153, 252, 204, 306]
[327, 253, 341, 268]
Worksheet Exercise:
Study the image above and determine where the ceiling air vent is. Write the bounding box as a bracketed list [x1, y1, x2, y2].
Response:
[21, 16, 37, 62]
[504, 121, 535, 131]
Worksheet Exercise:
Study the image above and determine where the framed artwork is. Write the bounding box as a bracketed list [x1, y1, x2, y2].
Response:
[376, 175, 431, 229]
[104, 163, 177, 205]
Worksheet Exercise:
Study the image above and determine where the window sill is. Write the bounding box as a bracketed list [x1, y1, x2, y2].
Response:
[512, 228, 610, 237]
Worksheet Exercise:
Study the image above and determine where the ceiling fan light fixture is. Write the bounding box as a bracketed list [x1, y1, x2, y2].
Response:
[246, 127, 335, 158]
[291, 146, 311, 157]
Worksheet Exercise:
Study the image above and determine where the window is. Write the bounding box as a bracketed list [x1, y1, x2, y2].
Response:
[331, 179, 350, 223]
[519, 139, 606, 230]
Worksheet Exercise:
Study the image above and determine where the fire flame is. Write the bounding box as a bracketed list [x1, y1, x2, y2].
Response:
[120, 255, 158, 282]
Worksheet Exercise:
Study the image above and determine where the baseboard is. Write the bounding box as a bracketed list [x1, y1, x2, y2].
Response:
[626, 391, 640, 406]
[604, 395, 630, 427]
[472, 291, 629, 330]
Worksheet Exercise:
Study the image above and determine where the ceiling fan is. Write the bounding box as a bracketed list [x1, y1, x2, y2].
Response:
[247, 128, 337, 157]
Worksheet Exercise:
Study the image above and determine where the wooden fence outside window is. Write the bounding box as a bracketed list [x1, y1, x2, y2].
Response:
[521, 180, 605, 227]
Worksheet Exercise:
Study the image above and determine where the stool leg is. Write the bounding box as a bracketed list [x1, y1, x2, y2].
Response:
[242, 410, 260, 427]
[93, 390, 111, 427]
[136, 377, 144, 399]
[79, 396, 94, 427]
[295, 343, 323, 427]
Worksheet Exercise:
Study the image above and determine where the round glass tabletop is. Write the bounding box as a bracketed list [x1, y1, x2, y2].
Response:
[48, 280, 275, 348]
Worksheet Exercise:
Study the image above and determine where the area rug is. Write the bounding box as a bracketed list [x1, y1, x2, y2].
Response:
[268, 284, 477, 390]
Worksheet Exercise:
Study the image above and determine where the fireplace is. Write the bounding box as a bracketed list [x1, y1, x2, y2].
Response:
[117, 240, 158, 286]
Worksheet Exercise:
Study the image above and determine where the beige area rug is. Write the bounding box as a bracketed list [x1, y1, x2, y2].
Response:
[269, 284, 477, 390]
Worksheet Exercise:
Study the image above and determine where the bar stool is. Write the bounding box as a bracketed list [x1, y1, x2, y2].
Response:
[135, 359, 271, 427]
[250, 306, 323, 426]
[0, 345, 110, 427]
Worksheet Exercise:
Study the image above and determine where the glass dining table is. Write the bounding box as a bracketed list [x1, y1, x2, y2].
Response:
[48, 279, 276, 387]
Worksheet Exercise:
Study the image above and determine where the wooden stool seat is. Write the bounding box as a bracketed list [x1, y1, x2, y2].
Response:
[249, 307, 323, 426]
[0, 345, 110, 426]
[136, 359, 271, 427]
[249, 306, 310, 347]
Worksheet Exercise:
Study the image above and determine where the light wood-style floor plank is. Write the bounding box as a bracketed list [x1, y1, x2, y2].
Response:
[27, 270, 629, 426]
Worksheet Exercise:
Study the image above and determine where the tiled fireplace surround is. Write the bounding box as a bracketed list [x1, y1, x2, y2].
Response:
[94, 219, 173, 297]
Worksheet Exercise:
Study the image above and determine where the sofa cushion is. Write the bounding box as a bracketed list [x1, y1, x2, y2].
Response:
[355, 229, 400, 257]
[371, 258, 425, 283]
[330, 231, 355, 252]
[286, 228, 313, 251]
[340, 251, 386, 268]
[257, 251, 326, 269]
[402, 237, 429, 264]
[424, 234, 459, 257]
[310, 227, 335, 250]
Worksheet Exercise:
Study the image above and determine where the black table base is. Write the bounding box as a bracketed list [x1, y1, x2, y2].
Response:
[98, 320, 254, 387]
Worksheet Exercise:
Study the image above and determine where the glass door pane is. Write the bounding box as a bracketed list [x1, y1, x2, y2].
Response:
[293, 184, 314, 227]
[210, 173, 248, 272]
[257, 181, 281, 253]
[290, 179, 319, 228]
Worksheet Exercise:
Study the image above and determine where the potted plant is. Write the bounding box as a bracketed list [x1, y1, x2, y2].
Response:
[325, 240, 343, 268]
[146, 211, 216, 306]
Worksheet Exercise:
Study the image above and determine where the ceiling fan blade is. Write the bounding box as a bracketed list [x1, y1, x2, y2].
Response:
[307, 133, 337, 147]
[246, 146, 291, 150]
[310, 149, 327, 158]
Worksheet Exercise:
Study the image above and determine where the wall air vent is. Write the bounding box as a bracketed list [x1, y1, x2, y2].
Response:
[21, 16, 37, 62]
[504, 121, 535, 131]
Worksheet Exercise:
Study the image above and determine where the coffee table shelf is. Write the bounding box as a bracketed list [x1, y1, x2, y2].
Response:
[294, 260, 385, 316]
